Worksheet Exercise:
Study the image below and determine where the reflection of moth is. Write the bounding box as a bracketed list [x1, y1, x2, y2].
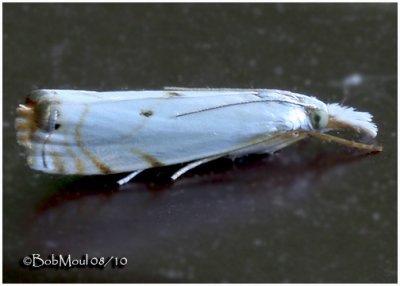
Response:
[16, 88, 382, 185]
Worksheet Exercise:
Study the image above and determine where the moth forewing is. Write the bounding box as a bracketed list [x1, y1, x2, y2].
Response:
[15, 88, 381, 183]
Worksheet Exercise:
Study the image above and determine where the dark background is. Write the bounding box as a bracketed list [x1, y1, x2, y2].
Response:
[3, 3, 397, 282]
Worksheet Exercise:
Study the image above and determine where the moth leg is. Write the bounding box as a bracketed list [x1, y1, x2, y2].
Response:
[117, 170, 143, 186]
[171, 156, 221, 181]
[305, 131, 383, 152]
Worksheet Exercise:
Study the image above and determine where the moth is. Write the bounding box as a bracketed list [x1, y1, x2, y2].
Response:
[15, 88, 382, 185]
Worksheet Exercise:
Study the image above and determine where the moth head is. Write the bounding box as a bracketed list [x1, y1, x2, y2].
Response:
[307, 104, 378, 137]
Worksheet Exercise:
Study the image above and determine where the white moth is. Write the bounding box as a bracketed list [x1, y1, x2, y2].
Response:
[15, 88, 382, 185]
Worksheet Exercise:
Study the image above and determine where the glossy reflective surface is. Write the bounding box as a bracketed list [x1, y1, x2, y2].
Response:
[3, 3, 397, 282]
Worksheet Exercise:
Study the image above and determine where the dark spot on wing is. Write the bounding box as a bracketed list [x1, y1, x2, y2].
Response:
[140, 110, 154, 117]
[167, 91, 181, 97]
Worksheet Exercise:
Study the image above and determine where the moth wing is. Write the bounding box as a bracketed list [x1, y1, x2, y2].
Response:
[17, 90, 311, 175]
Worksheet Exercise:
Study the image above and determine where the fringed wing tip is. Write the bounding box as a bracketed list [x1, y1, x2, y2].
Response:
[327, 103, 378, 137]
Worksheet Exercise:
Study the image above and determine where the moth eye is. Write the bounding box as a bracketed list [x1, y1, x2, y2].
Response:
[309, 109, 329, 129]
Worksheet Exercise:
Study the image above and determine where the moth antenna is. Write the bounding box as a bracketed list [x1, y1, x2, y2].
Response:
[306, 131, 382, 152]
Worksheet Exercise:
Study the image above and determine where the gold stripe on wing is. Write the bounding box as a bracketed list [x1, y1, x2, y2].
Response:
[130, 147, 164, 168]
[65, 148, 85, 174]
[75, 104, 113, 174]
[49, 151, 66, 173]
